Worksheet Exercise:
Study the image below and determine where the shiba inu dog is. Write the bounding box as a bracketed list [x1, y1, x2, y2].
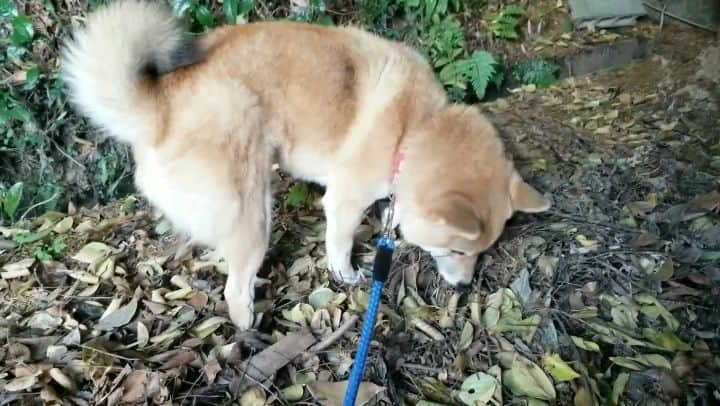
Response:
[62, 0, 550, 329]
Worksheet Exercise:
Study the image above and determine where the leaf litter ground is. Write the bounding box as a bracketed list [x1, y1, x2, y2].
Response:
[2, 22, 720, 406]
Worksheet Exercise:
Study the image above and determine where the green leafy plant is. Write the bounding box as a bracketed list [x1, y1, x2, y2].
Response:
[424, 0, 461, 23]
[224, 0, 255, 25]
[1, 1, 34, 60]
[12, 228, 51, 245]
[1, 93, 32, 143]
[24, 66, 41, 90]
[358, 0, 399, 36]
[35, 238, 66, 262]
[368, 0, 461, 44]
[439, 51, 503, 100]
[8, 16, 34, 60]
[2, 182, 24, 221]
[98, 149, 128, 193]
[485, 4, 526, 40]
[11, 15, 34, 45]
[285, 183, 310, 208]
[0, 0, 17, 18]
[171, 0, 215, 31]
[401, 0, 461, 25]
[423, 16, 466, 68]
[468, 0, 487, 9]
[171, 0, 255, 31]
[358, 0, 502, 102]
[194, 4, 214, 29]
[290, 0, 333, 26]
[122, 195, 138, 216]
[93, 147, 131, 202]
[513, 57, 560, 88]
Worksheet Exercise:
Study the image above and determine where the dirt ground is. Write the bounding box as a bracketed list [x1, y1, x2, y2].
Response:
[1, 8, 720, 406]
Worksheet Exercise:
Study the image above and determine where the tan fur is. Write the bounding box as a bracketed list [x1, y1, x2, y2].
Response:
[62, 0, 550, 329]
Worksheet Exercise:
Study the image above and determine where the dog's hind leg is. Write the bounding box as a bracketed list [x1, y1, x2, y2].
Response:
[219, 183, 272, 330]
[218, 129, 273, 329]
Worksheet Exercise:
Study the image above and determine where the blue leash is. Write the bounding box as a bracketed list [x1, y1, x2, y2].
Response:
[343, 201, 397, 406]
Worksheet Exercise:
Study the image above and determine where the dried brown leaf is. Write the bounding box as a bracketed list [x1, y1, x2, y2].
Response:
[49, 367, 76, 391]
[160, 350, 197, 370]
[204, 360, 222, 384]
[121, 370, 148, 403]
[310, 380, 385, 406]
[97, 297, 138, 330]
[5, 375, 39, 392]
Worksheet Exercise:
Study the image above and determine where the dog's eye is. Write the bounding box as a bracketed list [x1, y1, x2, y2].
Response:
[450, 250, 467, 256]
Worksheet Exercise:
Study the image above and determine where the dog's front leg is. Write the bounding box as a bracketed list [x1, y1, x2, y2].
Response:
[322, 187, 373, 284]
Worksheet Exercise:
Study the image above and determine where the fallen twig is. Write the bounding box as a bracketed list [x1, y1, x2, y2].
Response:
[401, 363, 463, 381]
[309, 314, 359, 353]
[19, 193, 59, 222]
[234, 330, 316, 395]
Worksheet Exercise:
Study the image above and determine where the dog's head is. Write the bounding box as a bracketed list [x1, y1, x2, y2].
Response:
[397, 105, 550, 288]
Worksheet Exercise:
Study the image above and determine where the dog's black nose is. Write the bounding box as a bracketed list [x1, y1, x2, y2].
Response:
[455, 282, 472, 292]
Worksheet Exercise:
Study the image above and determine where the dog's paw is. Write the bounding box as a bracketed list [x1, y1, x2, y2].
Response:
[330, 267, 365, 285]
[227, 298, 254, 330]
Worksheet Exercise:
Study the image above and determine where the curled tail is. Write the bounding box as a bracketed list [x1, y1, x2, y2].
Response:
[62, 0, 197, 144]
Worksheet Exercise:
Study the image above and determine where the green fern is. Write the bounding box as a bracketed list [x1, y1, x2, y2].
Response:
[485, 4, 526, 40]
[513, 57, 560, 88]
[439, 51, 502, 100]
[423, 16, 466, 67]
[423, 0, 461, 22]
[503, 4, 526, 16]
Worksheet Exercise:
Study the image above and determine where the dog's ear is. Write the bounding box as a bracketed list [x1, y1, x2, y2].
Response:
[426, 192, 483, 240]
[510, 172, 551, 213]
